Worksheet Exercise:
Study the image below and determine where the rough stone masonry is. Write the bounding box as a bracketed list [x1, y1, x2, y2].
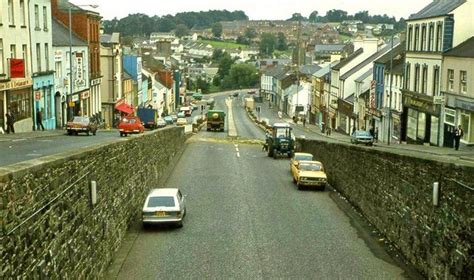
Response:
[1, 127, 186, 278]
[298, 138, 473, 279]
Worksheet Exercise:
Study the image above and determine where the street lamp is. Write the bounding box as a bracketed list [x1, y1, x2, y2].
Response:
[67, 3, 98, 120]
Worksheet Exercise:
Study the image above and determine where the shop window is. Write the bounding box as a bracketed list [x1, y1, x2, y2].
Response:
[460, 71, 467, 94]
[445, 108, 455, 125]
[460, 112, 470, 142]
[407, 109, 417, 140]
[430, 116, 439, 145]
[417, 112, 426, 140]
[8, 89, 32, 121]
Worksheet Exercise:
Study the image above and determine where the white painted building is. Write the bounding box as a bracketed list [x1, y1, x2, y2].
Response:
[52, 19, 89, 127]
[0, 0, 34, 133]
[401, 0, 474, 146]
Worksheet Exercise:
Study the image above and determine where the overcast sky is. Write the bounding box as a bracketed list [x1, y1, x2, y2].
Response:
[71, 0, 432, 21]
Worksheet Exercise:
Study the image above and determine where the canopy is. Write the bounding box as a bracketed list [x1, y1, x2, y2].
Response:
[115, 99, 134, 115]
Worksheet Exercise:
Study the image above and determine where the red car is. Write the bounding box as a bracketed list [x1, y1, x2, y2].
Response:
[118, 116, 144, 137]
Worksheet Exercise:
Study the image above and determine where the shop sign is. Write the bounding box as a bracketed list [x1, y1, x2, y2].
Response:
[0, 78, 33, 91]
[369, 80, 376, 109]
[91, 78, 101, 86]
[455, 99, 474, 112]
[81, 91, 90, 99]
[35, 91, 42, 100]
[71, 94, 79, 102]
[433, 96, 445, 105]
[54, 50, 63, 61]
[403, 92, 440, 116]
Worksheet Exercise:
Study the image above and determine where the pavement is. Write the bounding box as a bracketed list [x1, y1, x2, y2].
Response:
[255, 101, 474, 163]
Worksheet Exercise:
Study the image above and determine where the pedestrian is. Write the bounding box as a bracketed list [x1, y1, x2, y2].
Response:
[454, 125, 464, 151]
[302, 117, 306, 127]
[36, 109, 45, 131]
[5, 111, 15, 134]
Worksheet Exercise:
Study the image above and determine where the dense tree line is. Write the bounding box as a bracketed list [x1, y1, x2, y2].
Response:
[288, 9, 406, 30]
[103, 10, 248, 36]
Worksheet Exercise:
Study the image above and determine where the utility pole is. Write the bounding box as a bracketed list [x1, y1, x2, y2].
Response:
[296, 20, 301, 120]
[387, 32, 395, 145]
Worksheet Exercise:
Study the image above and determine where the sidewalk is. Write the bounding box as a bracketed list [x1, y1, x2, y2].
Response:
[0, 128, 116, 142]
[256, 101, 474, 162]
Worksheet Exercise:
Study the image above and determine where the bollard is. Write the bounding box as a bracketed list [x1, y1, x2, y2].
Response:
[433, 182, 439, 206]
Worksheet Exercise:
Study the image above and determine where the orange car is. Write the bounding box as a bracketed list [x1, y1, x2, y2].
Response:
[118, 116, 144, 137]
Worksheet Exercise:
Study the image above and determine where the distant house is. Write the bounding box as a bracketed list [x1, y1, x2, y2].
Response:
[150, 32, 176, 43]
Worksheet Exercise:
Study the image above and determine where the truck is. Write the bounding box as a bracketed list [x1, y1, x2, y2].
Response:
[266, 123, 295, 159]
[206, 110, 225, 132]
[179, 106, 192, 117]
[244, 97, 255, 110]
[137, 107, 158, 129]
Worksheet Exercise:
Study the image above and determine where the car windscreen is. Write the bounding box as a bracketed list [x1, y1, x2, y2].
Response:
[300, 164, 322, 171]
[73, 117, 88, 123]
[356, 131, 372, 137]
[295, 155, 312, 161]
[147, 196, 175, 207]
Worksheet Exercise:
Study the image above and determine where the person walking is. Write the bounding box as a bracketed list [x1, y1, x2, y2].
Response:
[302, 117, 306, 127]
[5, 111, 15, 134]
[36, 109, 45, 131]
[454, 125, 464, 151]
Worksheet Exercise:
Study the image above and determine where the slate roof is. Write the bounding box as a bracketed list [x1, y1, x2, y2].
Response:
[314, 44, 347, 53]
[409, 0, 466, 20]
[355, 68, 373, 83]
[52, 19, 88, 46]
[313, 61, 340, 78]
[57, 0, 100, 15]
[264, 65, 289, 78]
[332, 48, 364, 70]
[375, 43, 405, 64]
[101, 33, 120, 44]
[443, 36, 474, 58]
[299, 65, 322, 75]
[340, 42, 397, 81]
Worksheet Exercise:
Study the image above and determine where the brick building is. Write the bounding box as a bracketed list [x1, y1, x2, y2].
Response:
[51, 0, 101, 119]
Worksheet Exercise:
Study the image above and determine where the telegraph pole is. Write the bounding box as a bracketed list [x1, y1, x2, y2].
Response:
[296, 20, 301, 120]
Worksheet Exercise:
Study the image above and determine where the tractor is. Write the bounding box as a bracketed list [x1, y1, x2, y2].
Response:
[266, 123, 295, 159]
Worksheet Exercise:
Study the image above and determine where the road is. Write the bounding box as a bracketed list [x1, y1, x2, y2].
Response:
[110, 94, 421, 279]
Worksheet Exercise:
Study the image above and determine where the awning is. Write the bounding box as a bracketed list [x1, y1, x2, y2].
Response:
[115, 99, 134, 115]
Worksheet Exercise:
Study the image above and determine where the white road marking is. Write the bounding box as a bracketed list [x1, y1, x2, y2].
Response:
[236, 148, 239, 152]
[38, 139, 53, 142]
[26, 153, 42, 157]
[12, 139, 27, 142]
[236, 152, 240, 158]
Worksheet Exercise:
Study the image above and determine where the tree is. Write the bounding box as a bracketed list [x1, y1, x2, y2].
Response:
[325, 9, 348, 22]
[196, 77, 210, 93]
[221, 64, 259, 89]
[244, 27, 257, 39]
[217, 53, 234, 79]
[259, 33, 277, 57]
[308, 11, 319, 23]
[211, 22, 223, 38]
[236, 35, 250, 45]
[211, 49, 225, 62]
[287, 13, 306, 22]
[276, 32, 288, 51]
[175, 24, 189, 38]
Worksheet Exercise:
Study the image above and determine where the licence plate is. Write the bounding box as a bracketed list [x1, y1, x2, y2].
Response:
[156, 211, 168, 217]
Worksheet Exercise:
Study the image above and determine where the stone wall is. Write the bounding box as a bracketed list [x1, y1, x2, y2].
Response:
[1, 127, 186, 278]
[298, 139, 473, 279]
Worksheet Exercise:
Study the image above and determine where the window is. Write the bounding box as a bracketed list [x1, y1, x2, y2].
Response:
[36, 43, 41, 72]
[10, 44, 16, 58]
[19, 0, 25, 26]
[421, 25, 427, 51]
[22, 45, 27, 76]
[460, 71, 467, 94]
[447, 69, 454, 91]
[414, 65, 420, 92]
[421, 66, 428, 94]
[405, 64, 411, 90]
[444, 108, 455, 125]
[55, 61, 61, 79]
[0, 39, 4, 74]
[34, 5, 39, 28]
[414, 26, 419, 51]
[436, 23, 443, 52]
[428, 25, 434, 51]
[432, 67, 439, 96]
[8, 0, 14, 25]
[44, 43, 49, 71]
[407, 26, 413, 51]
[43, 6, 48, 30]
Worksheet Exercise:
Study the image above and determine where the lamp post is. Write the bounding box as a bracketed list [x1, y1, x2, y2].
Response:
[67, 4, 98, 120]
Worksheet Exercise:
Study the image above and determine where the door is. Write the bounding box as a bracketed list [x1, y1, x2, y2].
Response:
[443, 123, 455, 147]
[0, 98, 4, 130]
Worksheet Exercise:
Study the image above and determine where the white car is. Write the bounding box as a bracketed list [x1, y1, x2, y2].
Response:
[176, 117, 187, 126]
[142, 188, 186, 228]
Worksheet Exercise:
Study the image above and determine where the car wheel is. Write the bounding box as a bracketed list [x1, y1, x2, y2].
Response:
[74, 131, 78, 136]
[297, 182, 303, 190]
[176, 221, 183, 228]
[67, 130, 72, 135]
[142, 223, 149, 230]
[321, 184, 326, 191]
[86, 131, 90, 136]
[120, 132, 123, 137]
[93, 131, 96, 136]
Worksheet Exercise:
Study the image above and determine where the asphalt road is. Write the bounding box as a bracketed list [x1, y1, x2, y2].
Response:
[111, 97, 421, 279]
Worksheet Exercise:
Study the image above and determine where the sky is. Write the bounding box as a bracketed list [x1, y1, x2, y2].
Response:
[71, 0, 433, 21]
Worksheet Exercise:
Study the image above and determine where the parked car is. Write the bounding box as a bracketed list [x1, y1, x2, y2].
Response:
[66, 116, 97, 136]
[192, 104, 199, 111]
[157, 118, 167, 128]
[142, 188, 186, 228]
[351, 130, 374, 146]
[118, 116, 144, 137]
[177, 111, 186, 118]
[290, 152, 314, 172]
[163, 116, 174, 125]
[291, 160, 328, 190]
[176, 117, 187, 126]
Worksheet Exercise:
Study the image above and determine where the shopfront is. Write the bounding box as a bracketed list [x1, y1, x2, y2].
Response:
[1, 78, 34, 132]
[33, 73, 55, 130]
[402, 91, 441, 146]
[337, 98, 355, 134]
[445, 93, 474, 145]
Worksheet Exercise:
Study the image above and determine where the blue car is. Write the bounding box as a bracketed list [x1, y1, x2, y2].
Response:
[163, 116, 173, 125]
[350, 130, 374, 146]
